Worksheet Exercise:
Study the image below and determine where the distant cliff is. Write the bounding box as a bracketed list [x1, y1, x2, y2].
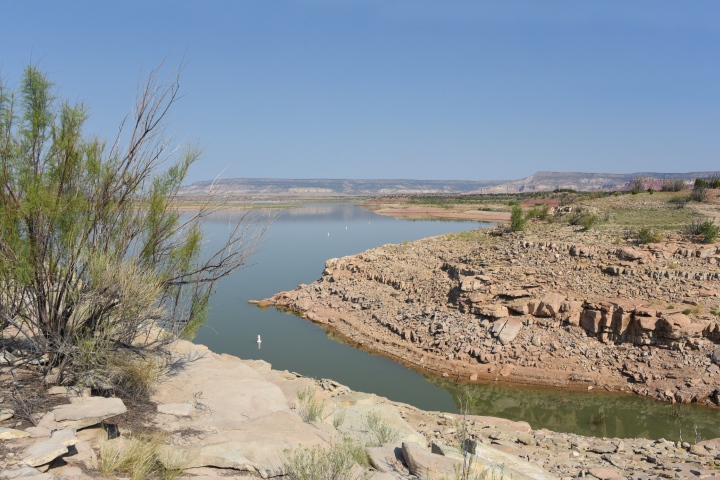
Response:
[178, 171, 720, 198]
[472, 171, 720, 193]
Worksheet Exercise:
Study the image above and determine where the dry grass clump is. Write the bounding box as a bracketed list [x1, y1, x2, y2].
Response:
[284, 438, 366, 480]
[100, 432, 187, 480]
[364, 411, 401, 447]
[296, 385, 325, 424]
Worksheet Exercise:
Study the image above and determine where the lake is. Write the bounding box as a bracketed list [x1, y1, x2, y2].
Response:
[193, 203, 720, 441]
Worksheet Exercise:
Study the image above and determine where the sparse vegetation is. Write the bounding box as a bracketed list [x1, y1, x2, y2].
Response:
[332, 408, 347, 428]
[364, 411, 401, 446]
[637, 227, 664, 244]
[661, 179, 686, 192]
[690, 178, 708, 202]
[100, 433, 186, 480]
[296, 386, 325, 424]
[284, 438, 366, 480]
[568, 209, 601, 231]
[525, 204, 551, 222]
[684, 219, 719, 244]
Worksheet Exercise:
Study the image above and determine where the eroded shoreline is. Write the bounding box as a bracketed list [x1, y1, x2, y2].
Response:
[254, 221, 720, 410]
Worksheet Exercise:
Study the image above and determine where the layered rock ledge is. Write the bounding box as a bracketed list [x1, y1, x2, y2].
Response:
[257, 223, 720, 407]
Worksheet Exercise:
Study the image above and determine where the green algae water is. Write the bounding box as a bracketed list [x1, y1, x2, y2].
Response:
[193, 204, 720, 441]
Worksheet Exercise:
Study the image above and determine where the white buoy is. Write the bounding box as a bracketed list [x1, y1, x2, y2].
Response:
[345, 226, 347, 230]
[257, 335, 262, 343]
[327, 232, 330, 237]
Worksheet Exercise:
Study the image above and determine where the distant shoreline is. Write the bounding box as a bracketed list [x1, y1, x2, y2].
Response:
[173, 198, 511, 222]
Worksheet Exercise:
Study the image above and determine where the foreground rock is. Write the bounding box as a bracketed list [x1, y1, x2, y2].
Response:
[259, 222, 720, 407]
[3, 339, 720, 478]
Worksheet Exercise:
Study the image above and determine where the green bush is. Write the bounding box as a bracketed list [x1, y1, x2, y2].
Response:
[690, 183, 708, 202]
[0, 65, 262, 392]
[637, 227, 664, 244]
[684, 219, 719, 244]
[509, 205, 525, 231]
[525, 204, 550, 221]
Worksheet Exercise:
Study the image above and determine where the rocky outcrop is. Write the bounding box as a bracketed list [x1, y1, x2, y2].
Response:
[260, 223, 720, 407]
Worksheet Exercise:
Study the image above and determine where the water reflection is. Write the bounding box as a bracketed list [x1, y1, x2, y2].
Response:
[436, 378, 720, 441]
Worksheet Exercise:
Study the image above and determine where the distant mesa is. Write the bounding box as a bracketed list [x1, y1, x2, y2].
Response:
[178, 171, 720, 199]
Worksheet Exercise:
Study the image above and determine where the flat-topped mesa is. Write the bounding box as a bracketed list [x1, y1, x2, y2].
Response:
[259, 223, 720, 406]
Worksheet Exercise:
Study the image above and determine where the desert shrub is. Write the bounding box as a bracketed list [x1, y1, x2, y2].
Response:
[668, 196, 688, 209]
[684, 219, 719, 244]
[568, 210, 601, 231]
[0, 65, 264, 393]
[285, 438, 365, 480]
[296, 386, 325, 424]
[637, 227, 664, 244]
[708, 175, 720, 189]
[691, 179, 709, 202]
[630, 177, 645, 194]
[332, 408, 346, 428]
[509, 205, 525, 231]
[661, 179, 686, 192]
[525, 204, 550, 221]
[365, 411, 401, 446]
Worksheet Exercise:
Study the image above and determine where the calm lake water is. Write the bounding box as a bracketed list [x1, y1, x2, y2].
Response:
[193, 204, 720, 441]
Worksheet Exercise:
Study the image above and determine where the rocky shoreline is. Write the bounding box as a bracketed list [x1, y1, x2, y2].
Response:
[3, 339, 720, 479]
[256, 221, 720, 409]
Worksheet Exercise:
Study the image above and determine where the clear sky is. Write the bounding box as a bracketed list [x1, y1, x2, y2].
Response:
[1, 1, 719, 183]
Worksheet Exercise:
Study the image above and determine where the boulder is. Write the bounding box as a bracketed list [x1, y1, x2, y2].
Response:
[51, 397, 126, 429]
[22, 439, 68, 467]
[0, 428, 31, 440]
[580, 309, 602, 334]
[711, 348, 720, 366]
[366, 444, 408, 474]
[618, 247, 649, 262]
[589, 467, 624, 479]
[401, 442, 479, 478]
[492, 317, 523, 345]
[476, 304, 509, 319]
[535, 293, 566, 317]
[0, 467, 54, 479]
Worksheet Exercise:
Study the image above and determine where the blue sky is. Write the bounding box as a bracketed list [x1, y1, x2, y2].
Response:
[1, 1, 719, 183]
